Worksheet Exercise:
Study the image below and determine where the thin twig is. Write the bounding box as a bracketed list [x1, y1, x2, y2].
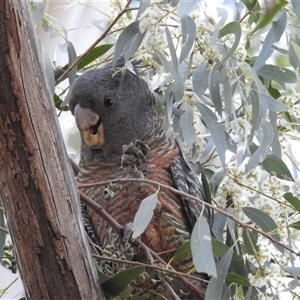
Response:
[239, 0, 258, 23]
[92, 253, 208, 284]
[78, 178, 299, 257]
[80, 190, 206, 297]
[55, 0, 132, 86]
[0, 226, 9, 234]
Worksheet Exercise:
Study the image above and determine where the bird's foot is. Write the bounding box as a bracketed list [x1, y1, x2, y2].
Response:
[121, 140, 149, 181]
[122, 222, 135, 243]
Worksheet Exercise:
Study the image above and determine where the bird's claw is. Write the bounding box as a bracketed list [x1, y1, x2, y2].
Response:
[122, 222, 135, 243]
[121, 140, 149, 181]
[121, 140, 149, 169]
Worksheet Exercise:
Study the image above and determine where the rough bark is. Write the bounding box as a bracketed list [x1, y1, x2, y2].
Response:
[0, 1, 104, 299]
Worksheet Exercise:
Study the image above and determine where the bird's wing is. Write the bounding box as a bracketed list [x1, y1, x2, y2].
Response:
[170, 140, 210, 229]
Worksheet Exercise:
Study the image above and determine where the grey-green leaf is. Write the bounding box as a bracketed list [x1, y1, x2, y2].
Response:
[195, 103, 227, 167]
[180, 15, 196, 63]
[179, 102, 196, 148]
[257, 65, 297, 84]
[205, 247, 233, 298]
[191, 216, 216, 276]
[253, 10, 287, 70]
[259, 93, 287, 113]
[283, 267, 300, 277]
[113, 21, 140, 67]
[131, 193, 158, 240]
[218, 22, 242, 63]
[192, 62, 209, 99]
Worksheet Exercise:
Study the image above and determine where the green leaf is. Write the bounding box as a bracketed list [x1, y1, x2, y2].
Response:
[131, 193, 158, 240]
[101, 266, 144, 297]
[242, 207, 283, 253]
[257, 65, 297, 84]
[288, 220, 300, 230]
[284, 193, 300, 212]
[226, 273, 251, 287]
[211, 238, 229, 257]
[169, 240, 191, 263]
[251, 0, 287, 34]
[191, 216, 216, 276]
[261, 154, 294, 181]
[77, 44, 113, 70]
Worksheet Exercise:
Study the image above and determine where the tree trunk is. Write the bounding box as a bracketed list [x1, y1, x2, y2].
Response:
[0, 1, 104, 299]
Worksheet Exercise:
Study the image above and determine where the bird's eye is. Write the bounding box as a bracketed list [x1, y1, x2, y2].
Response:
[103, 97, 114, 107]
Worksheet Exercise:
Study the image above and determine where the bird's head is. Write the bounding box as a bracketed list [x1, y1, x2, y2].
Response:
[69, 59, 156, 156]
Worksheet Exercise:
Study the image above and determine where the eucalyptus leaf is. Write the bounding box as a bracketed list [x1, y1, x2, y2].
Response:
[261, 154, 294, 181]
[269, 111, 281, 157]
[169, 240, 191, 262]
[124, 31, 146, 61]
[252, 0, 286, 34]
[209, 63, 222, 116]
[246, 147, 268, 172]
[180, 15, 196, 63]
[177, 0, 198, 16]
[283, 267, 300, 277]
[257, 65, 297, 84]
[101, 266, 144, 297]
[191, 216, 216, 276]
[131, 193, 158, 240]
[165, 26, 178, 71]
[259, 93, 287, 113]
[288, 221, 300, 230]
[179, 102, 197, 148]
[195, 103, 227, 167]
[205, 247, 233, 299]
[226, 273, 251, 287]
[289, 42, 300, 70]
[77, 44, 113, 70]
[192, 62, 209, 99]
[30, 0, 46, 26]
[211, 212, 227, 241]
[218, 22, 242, 63]
[67, 41, 77, 87]
[243, 207, 278, 233]
[253, 10, 287, 70]
[113, 21, 140, 67]
[220, 66, 232, 116]
[283, 193, 300, 212]
[212, 238, 229, 257]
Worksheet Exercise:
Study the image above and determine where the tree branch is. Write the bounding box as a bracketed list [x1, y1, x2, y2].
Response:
[78, 178, 299, 257]
[55, 0, 132, 86]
